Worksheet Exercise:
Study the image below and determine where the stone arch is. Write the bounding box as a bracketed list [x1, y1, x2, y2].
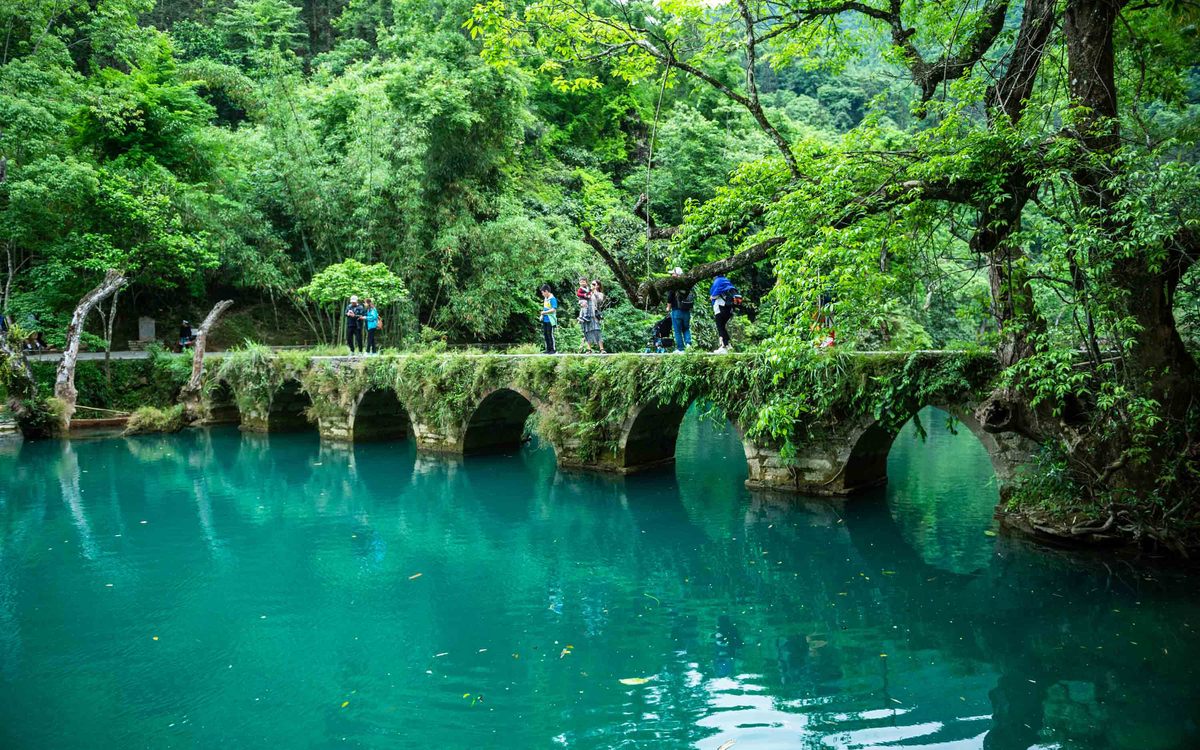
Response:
[617, 399, 754, 475]
[266, 379, 314, 432]
[206, 379, 240, 425]
[838, 404, 1033, 497]
[462, 387, 538, 455]
[351, 388, 412, 442]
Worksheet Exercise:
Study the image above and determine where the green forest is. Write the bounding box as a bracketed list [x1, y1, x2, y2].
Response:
[2, 0, 1199, 546]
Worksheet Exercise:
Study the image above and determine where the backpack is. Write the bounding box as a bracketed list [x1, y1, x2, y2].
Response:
[678, 288, 695, 312]
[722, 287, 743, 310]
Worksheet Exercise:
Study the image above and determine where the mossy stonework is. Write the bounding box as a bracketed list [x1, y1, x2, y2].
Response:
[202, 350, 1033, 496]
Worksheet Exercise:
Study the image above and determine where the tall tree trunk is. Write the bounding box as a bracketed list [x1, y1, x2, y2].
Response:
[100, 287, 119, 387]
[971, 180, 1041, 366]
[53, 270, 126, 432]
[180, 300, 233, 423]
[980, 0, 1200, 545]
[1065, 0, 1197, 398]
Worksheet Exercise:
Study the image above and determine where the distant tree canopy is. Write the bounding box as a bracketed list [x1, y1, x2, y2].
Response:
[298, 259, 407, 307]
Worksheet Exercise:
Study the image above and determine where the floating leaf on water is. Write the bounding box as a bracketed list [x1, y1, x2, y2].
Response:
[152, 636, 159, 641]
[618, 677, 653, 686]
[984, 530, 997, 537]
[409, 573, 423, 580]
[341, 701, 349, 708]
[882, 570, 896, 575]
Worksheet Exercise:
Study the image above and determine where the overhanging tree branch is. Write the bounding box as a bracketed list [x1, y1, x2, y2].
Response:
[637, 237, 785, 306]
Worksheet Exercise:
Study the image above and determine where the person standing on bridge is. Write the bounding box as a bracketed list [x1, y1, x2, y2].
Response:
[345, 295, 366, 354]
[539, 285, 558, 355]
[710, 275, 737, 353]
[178, 320, 195, 351]
[666, 267, 694, 353]
[581, 280, 606, 354]
[364, 299, 381, 354]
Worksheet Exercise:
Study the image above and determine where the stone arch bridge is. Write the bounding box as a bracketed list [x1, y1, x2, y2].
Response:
[198, 351, 1035, 497]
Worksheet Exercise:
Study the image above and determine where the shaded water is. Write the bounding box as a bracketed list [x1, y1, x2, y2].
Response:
[0, 408, 1197, 749]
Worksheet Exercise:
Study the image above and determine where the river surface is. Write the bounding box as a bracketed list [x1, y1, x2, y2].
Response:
[0, 408, 1197, 749]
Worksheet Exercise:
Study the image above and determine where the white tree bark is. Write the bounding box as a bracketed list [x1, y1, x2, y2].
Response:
[188, 300, 232, 391]
[181, 299, 233, 422]
[53, 270, 127, 429]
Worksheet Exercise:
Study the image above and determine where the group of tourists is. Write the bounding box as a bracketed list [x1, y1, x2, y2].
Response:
[539, 277, 607, 355]
[656, 269, 739, 354]
[538, 269, 743, 355]
[344, 295, 383, 354]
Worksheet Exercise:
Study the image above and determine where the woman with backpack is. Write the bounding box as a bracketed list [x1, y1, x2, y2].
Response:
[666, 267, 694, 353]
[364, 299, 381, 354]
[582, 279, 606, 353]
[709, 275, 737, 353]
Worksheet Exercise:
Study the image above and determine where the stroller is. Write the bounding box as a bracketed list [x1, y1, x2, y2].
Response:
[644, 316, 674, 353]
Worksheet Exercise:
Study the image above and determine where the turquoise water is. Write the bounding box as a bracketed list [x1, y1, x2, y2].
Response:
[1, 408, 1197, 749]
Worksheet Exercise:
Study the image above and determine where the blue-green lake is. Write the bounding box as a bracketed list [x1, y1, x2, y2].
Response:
[1, 408, 1197, 748]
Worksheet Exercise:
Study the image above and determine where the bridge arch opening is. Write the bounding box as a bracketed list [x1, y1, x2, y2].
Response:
[353, 388, 411, 442]
[463, 388, 536, 455]
[842, 405, 1003, 495]
[267, 380, 314, 432]
[207, 380, 240, 425]
[620, 399, 749, 478]
[621, 400, 689, 472]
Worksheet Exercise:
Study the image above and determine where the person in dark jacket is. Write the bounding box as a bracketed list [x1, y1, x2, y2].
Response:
[345, 295, 366, 354]
[709, 276, 736, 353]
[179, 320, 195, 351]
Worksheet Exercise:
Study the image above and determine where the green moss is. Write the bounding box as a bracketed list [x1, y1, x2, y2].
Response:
[125, 405, 185, 435]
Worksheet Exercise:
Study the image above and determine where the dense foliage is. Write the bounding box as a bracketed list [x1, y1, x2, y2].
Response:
[0, 0, 935, 348]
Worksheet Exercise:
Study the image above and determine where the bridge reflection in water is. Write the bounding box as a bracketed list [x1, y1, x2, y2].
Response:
[0, 408, 1196, 750]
